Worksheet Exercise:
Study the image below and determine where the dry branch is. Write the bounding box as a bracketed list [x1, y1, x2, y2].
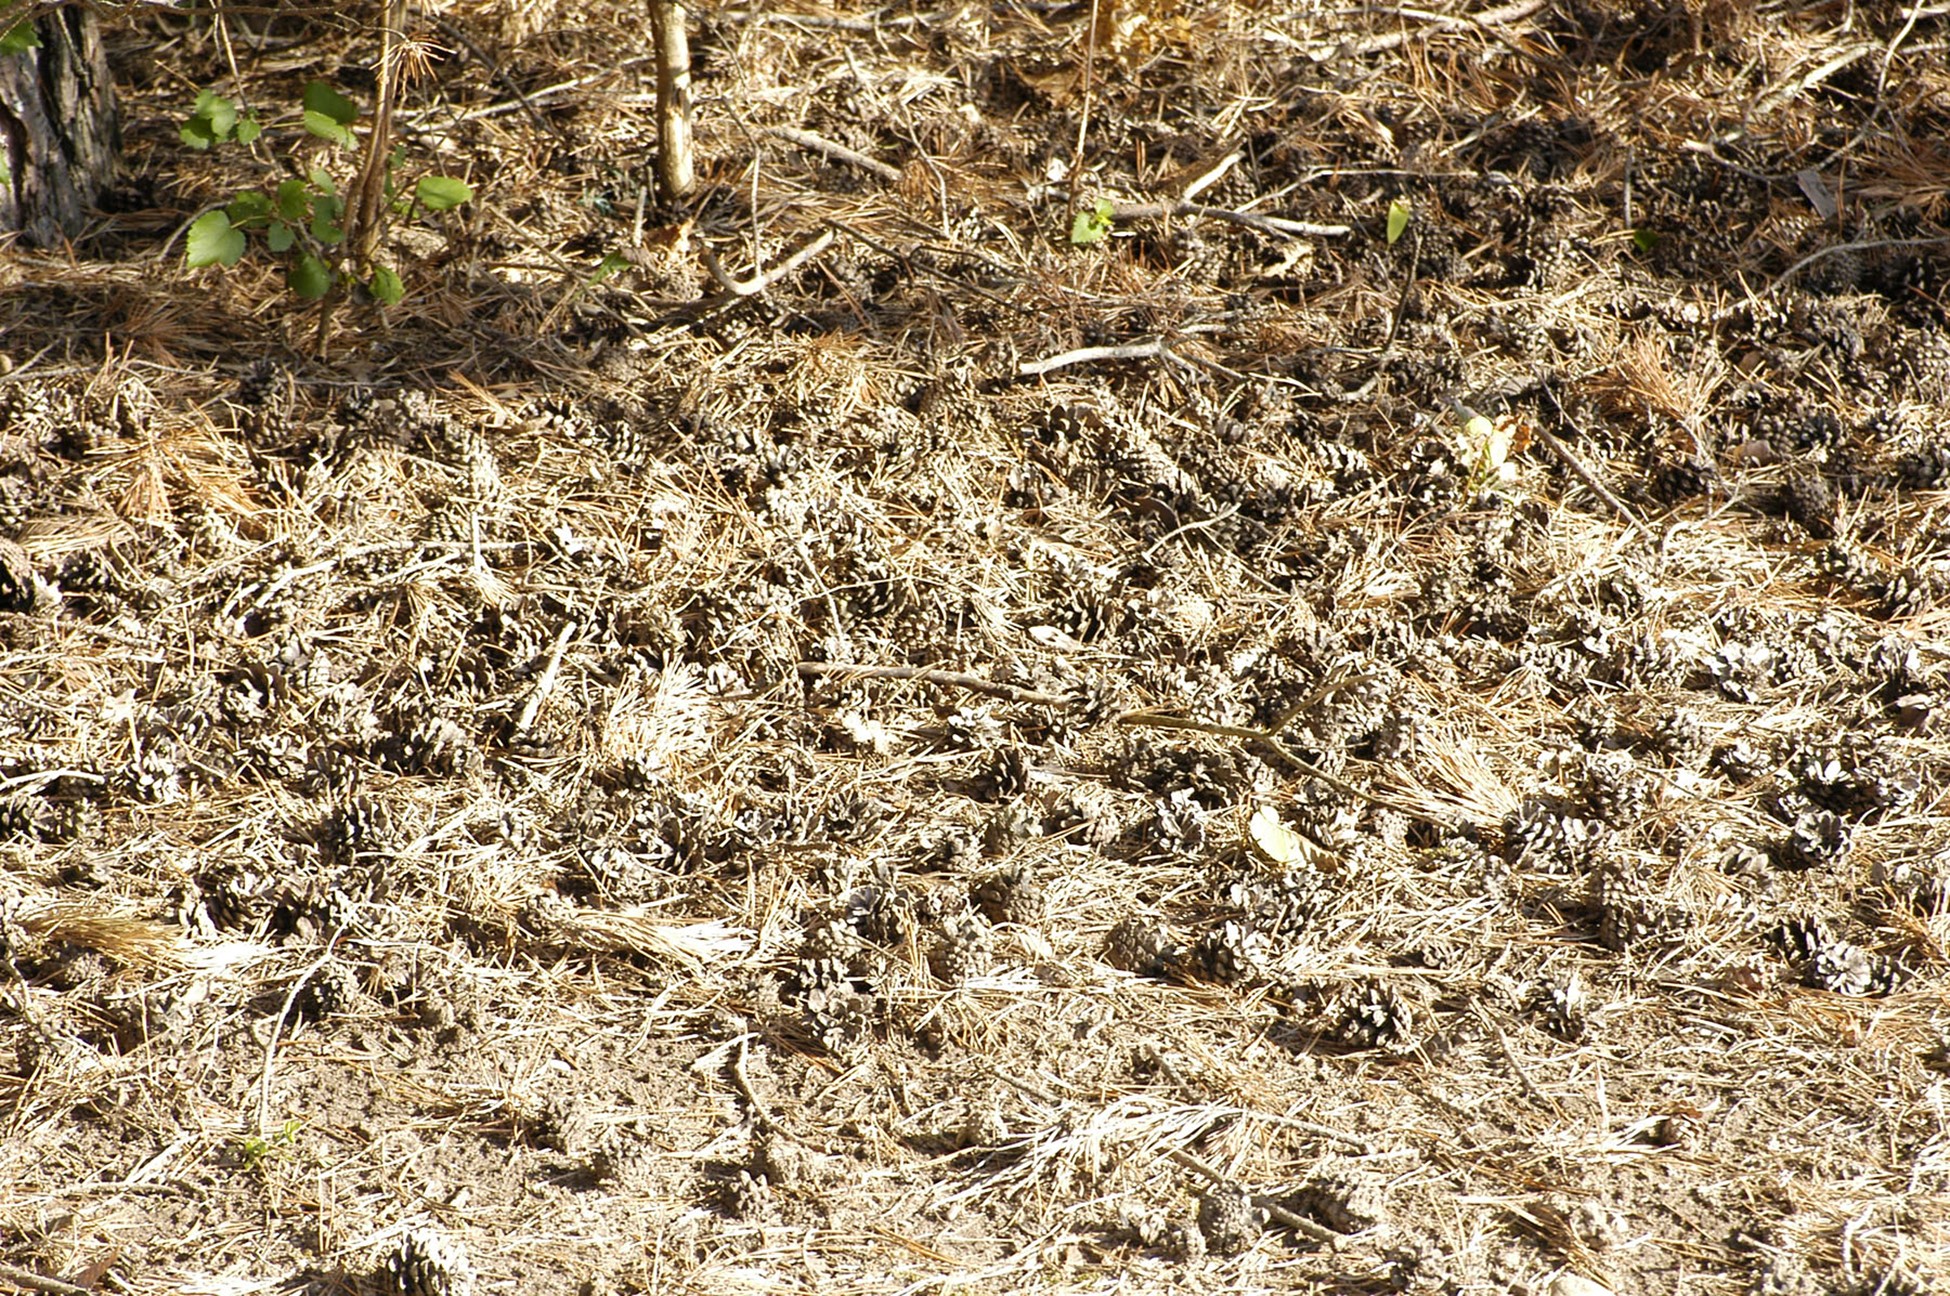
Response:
[1108, 200, 1351, 239]
[769, 125, 902, 182]
[650, 0, 696, 199]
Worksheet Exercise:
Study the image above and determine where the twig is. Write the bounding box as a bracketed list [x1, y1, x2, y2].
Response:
[768, 125, 902, 182]
[0, 1262, 92, 1296]
[1109, 200, 1351, 239]
[427, 13, 565, 141]
[1020, 338, 1188, 377]
[1165, 1147, 1343, 1245]
[1471, 1002, 1560, 1113]
[515, 619, 576, 734]
[729, 1036, 775, 1133]
[258, 933, 342, 1134]
[1766, 235, 1950, 296]
[1535, 389, 1652, 540]
[1113, 709, 1450, 829]
[1327, 0, 1549, 58]
[701, 228, 836, 297]
[795, 661, 1069, 707]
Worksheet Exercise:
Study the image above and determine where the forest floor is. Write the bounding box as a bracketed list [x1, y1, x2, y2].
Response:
[3, 2, 1950, 1293]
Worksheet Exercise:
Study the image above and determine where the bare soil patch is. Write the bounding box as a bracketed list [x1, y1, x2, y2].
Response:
[3, 3, 1950, 1294]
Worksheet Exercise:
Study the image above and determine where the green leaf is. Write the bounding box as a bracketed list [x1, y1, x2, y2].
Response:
[185, 210, 246, 268]
[288, 253, 333, 300]
[196, 90, 238, 140]
[179, 117, 219, 150]
[310, 212, 343, 245]
[302, 80, 359, 126]
[274, 178, 310, 223]
[303, 111, 354, 147]
[226, 190, 272, 226]
[369, 265, 404, 306]
[1631, 227, 1659, 252]
[308, 168, 337, 197]
[1385, 197, 1411, 245]
[592, 251, 633, 285]
[1068, 197, 1114, 247]
[266, 220, 295, 253]
[234, 115, 261, 145]
[1, 21, 41, 56]
[415, 175, 473, 212]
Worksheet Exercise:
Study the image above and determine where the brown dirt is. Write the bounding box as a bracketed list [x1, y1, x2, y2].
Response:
[3, 2, 1950, 1294]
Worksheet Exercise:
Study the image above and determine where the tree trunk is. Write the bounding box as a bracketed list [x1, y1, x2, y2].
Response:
[0, 5, 119, 246]
[649, 0, 694, 201]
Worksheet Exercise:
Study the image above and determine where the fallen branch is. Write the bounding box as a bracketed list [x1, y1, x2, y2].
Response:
[1109, 199, 1351, 239]
[769, 125, 902, 183]
[795, 661, 1069, 707]
[515, 619, 576, 735]
[1165, 1147, 1344, 1246]
[702, 228, 837, 297]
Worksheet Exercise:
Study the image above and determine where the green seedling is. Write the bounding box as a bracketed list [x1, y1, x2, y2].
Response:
[236, 1118, 303, 1172]
[1386, 197, 1411, 245]
[1069, 198, 1116, 247]
[180, 80, 472, 310]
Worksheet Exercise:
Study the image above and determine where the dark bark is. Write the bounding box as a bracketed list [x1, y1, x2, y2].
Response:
[0, 5, 118, 245]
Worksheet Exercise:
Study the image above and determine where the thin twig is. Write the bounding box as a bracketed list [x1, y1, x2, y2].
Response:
[1535, 389, 1652, 540]
[1165, 1148, 1344, 1245]
[1327, 0, 1549, 58]
[729, 1036, 775, 1133]
[0, 1261, 93, 1296]
[258, 933, 342, 1134]
[1109, 200, 1351, 239]
[795, 662, 1069, 707]
[768, 125, 902, 182]
[427, 12, 565, 141]
[1020, 338, 1184, 377]
[515, 619, 576, 734]
[701, 228, 837, 297]
[1114, 710, 1450, 829]
[1766, 235, 1950, 295]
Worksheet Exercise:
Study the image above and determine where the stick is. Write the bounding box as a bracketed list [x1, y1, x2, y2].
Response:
[1165, 1148, 1343, 1245]
[650, 0, 696, 199]
[769, 125, 902, 182]
[0, 1262, 92, 1296]
[1535, 389, 1652, 540]
[1109, 200, 1351, 239]
[515, 619, 575, 734]
[1113, 710, 1448, 829]
[795, 661, 1069, 707]
[1019, 339, 1184, 377]
[1328, 0, 1549, 58]
[701, 228, 836, 297]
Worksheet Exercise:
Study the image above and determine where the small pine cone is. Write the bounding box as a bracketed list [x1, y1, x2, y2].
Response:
[1872, 857, 1949, 916]
[1877, 566, 1936, 618]
[378, 1227, 473, 1296]
[969, 863, 1044, 926]
[1593, 859, 1680, 952]
[1194, 919, 1269, 985]
[1780, 470, 1836, 537]
[977, 745, 1030, 801]
[298, 959, 366, 1019]
[929, 827, 982, 872]
[1805, 938, 1903, 997]
[0, 792, 47, 841]
[326, 795, 394, 858]
[1229, 876, 1321, 945]
[1778, 809, 1850, 870]
[1897, 442, 1950, 490]
[1294, 1160, 1385, 1233]
[1648, 709, 1706, 764]
[1335, 981, 1413, 1049]
[1813, 541, 1874, 589]
[1195, 1184, 1263, 1256]
[1535, 974, 1588, 1039]
[1103, 916, 1173, 975]
[927, 910, 992, 983]
[982, 800, 1040, 854]
[1583, 751, 1650, 826]
[724, 1169, 773, 1219]
[46, 797, 101, 844]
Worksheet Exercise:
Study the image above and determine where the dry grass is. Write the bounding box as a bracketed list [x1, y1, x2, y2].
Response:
[3, 1, 1950, 1294]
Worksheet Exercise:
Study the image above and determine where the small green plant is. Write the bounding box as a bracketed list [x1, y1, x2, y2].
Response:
[1385, 197, 1412, 245]
[235, 1118, 303, 1172]
[181, 80, 471, 308]
[1069, 198, 1115, 247]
